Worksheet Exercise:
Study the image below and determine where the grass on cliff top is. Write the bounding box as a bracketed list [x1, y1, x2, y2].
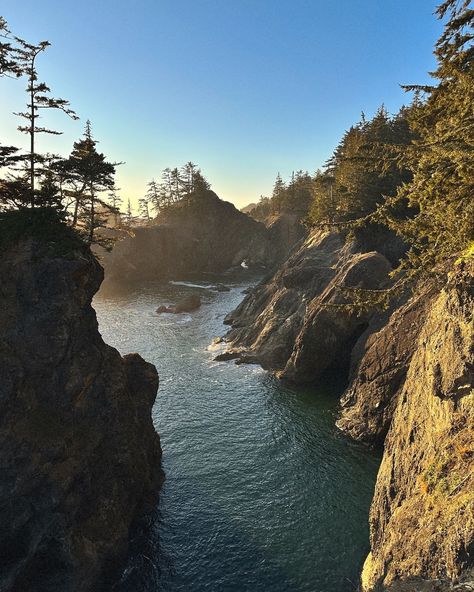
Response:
[0, 208, 85, 257]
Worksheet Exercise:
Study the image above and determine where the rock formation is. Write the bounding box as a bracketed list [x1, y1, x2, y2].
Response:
[336, 284, 436, 445]
[222, 229, 393, 382]
[156, 293, 202, 314]
[101, 191, 305, 289]
[359, 266, 473, 590]
[221, 224, 473, 590]
[0, 222, 163, 592]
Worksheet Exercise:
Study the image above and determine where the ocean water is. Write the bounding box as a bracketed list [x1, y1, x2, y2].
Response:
[94, 275, 380, 592]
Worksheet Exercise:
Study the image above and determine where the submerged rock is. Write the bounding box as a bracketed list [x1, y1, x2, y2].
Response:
[210, 283, 231, 292]
[0, 228, 163, 592]
[213, 349, 243, 362]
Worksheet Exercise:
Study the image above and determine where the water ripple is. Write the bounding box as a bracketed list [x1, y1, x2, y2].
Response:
[95, 275, 380, 592]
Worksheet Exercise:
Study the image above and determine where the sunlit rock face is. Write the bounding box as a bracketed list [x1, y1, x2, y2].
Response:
[0, 233, 163, 592]
[222, 229, 393, 383]
[359, 265, 474, 591]
[223, 222, 473, 590]
[101, 190, 306, 288]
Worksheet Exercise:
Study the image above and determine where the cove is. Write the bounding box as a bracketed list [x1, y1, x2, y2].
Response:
[94, 275, 380, 592]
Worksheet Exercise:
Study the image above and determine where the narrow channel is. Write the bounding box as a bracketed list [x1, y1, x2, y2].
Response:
[95, 276, 380, 592]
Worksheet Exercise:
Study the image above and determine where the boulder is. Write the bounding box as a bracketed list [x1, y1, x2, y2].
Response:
[156, 294, 201, 314]
[175, 294, 201, 312]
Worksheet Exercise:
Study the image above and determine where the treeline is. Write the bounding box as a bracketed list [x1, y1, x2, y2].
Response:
[249, 105, 412, 224]
[248, 170, 313, 221]
[138, 162, 210, 222]
[250, 0, 473, 277]
[0, 20, 212, 244]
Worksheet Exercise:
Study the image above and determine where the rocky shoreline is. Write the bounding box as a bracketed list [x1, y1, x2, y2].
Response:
[220, 227, 474, 590]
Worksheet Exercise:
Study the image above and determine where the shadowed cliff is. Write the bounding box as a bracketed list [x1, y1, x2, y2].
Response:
[101, 190, 306, 289]
[0, 210, 163, 592]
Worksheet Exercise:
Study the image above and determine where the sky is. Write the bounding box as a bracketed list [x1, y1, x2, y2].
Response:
[1, 0, 443, 210]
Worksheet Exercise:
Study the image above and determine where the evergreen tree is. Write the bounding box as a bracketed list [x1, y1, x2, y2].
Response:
[272, 173, 286, 214]
[145, 179, 163, 214]
[0, 17, 23, 77]
[107, 189, 123, 227]
[124, 198, 134, 228]
[170, 167, 181, 202]
[139, 195, 151, 222]
[192, 169, 210, 194]
[160, 168, 174, 206]
[309, 107, 413, 226]
[14, 37, 78, 203]
[180, 161, 198, 195]
[61, 122, 117, 243]
[380, 0, 474, 274]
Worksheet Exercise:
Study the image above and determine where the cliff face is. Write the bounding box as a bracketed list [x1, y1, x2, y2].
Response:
[336, 285, 435, 445]
[102, 191, 304, 287]
[222, 224, 473, 589]
[0, 233, 163, 592]
[222, 229, 393, 383]
[360, 268, 474, 591]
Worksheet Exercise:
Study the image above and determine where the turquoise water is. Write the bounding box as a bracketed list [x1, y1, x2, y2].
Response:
[94, 276, 380, 592]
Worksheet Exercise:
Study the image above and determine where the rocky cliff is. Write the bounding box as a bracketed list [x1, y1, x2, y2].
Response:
[101, 191, 305, 288]
[336, 284, 436, 446]
[221, 229, 394, 382]
[0, 217, 163, 592]
[221, 225, 473, 590]
[359, 266, 473, 591]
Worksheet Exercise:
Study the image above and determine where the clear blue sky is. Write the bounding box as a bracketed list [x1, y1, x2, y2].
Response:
[1, 0, 442, 210]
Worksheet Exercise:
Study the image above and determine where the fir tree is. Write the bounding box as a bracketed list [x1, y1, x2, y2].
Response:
[61, 122, 117, 244]
[14, 37, 78, 203]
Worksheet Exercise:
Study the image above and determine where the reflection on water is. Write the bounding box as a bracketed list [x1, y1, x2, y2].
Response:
[94, 275, 380, 592]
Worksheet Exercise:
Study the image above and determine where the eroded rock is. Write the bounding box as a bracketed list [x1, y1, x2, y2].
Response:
[222, 229, 394, 382]
[156, 294, 201, 314]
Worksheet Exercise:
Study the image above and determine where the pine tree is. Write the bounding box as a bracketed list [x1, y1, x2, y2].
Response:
[139, 196, 151, 222]
[272, 173, 286, 214]
[107, 189, 123, 227]
[309, 107, 413, 226]
[124, 198, 134, 228]
[180, 161, 198, 195]
[14, 37, 78, 203]
[145, 179, 162, 214]
[0, 17, 23, 77]
[61, 122, 117, 243]
[170, 167, 181, 203]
